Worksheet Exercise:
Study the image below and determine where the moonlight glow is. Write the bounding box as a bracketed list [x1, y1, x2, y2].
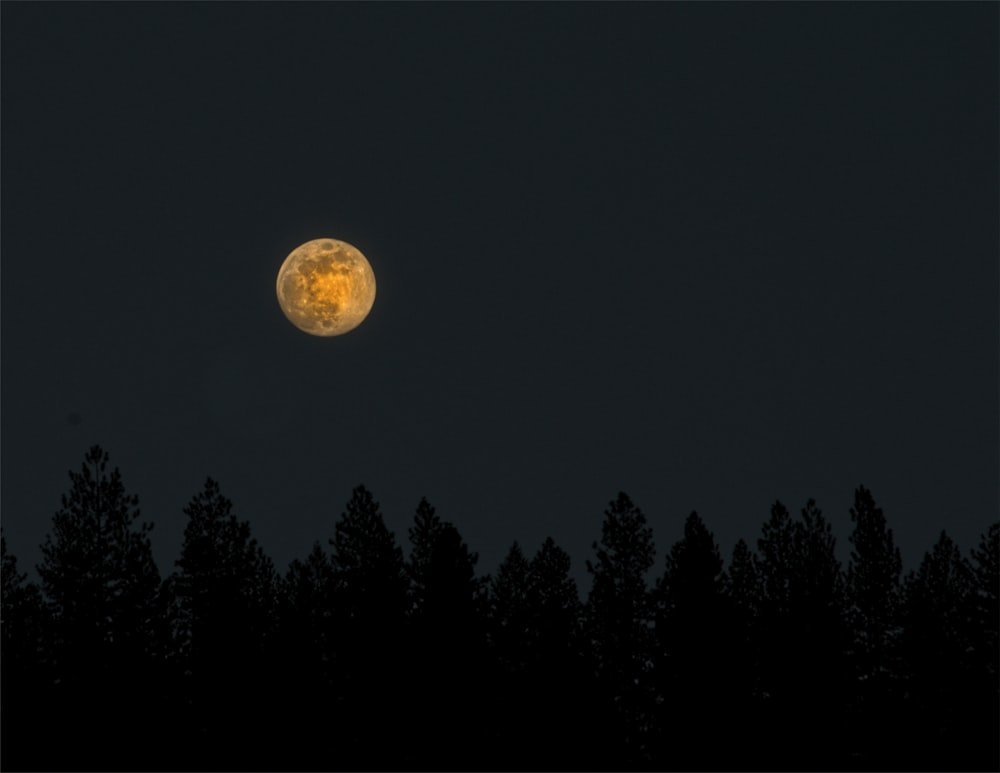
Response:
[276, 238, 376, 336]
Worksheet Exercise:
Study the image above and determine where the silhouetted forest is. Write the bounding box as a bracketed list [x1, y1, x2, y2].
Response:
[1, 445, 997, 771]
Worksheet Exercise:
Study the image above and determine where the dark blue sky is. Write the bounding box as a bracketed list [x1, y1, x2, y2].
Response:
[2, 2, 997, 585]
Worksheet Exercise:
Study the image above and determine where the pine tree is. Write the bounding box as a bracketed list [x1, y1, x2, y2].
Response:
[722, 538, 764, 762]
[756, 500, 796, 617]
[520, 537, 587, 767]
[844, 485, 903, 765]
[526, 536, 582, 657]
[1, 529, 45, 664]
[961, 522, 1000, 770]
[402, 499, 486, 767]
[282, 540, 335, 672]
[407, 496, 443, 614]
[173, 478, 277, 654]
[328, 484, 408, 767]
[483, 540, 532, 760]
[171, 477, 279, 768]
[276, 540, 337, 767]
[753, 500, 798, 745]
[899, 530, 974, 767]
[788, 499, 849, 767]
[967, 522, 999, 677]
[651, 512, 730, 768]
[846, 486, 902, 675]
[1, 531, 50, 771]
[35, 445, 166, 768]
[489, 540, 532, 673]
[585, 491, 657, 764]
[725, 538, 761, 621]
[329, 484, 408, 629]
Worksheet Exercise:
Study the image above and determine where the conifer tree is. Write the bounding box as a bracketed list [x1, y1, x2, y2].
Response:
[844, 485, 904, 765]
[651, 512, 729, 767]
[329, 484, 408, 629]
[328, 484, 408, 766]
[722, 538, 764, 761]
[725, 538, 761, 621]
[173, 478, 277, 657]
[403, 499, 486, 767]
[585, 491, 657, 764]
[526, 536, 582, 656]
[1, 531, 49, 771]
[489, 540, 532, 672]
[960, 522, 1000, 770]
[899, 530, 974, 767]
[283, 540, 335, 667]
[519, 537, 587, 766]
[485, 540, 534, 761]
[276, 541, 337, 765]
[171, 477, 279, 768]
[846, 485, 902, 674]
[36, 445, 166, 768]
[789, 499, 849, 766]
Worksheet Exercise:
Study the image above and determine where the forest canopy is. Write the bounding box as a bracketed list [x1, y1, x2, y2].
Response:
[1, 445, 997, 772]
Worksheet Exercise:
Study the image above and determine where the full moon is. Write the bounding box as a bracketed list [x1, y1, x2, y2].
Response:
[275, 238, 376, 336]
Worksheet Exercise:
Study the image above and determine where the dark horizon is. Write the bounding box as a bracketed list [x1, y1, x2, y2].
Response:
[2, 444, 997, 771]
[1, 441, 995, 588]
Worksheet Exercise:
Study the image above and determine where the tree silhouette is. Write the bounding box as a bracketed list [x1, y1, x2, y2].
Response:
[276, 540, 337, 761]
[403, 497, 488, 768]
[489, 540, 532, 673]
[282, 539, 335, 678]
[1, 531, 50, 771]
[3, 449, 998, 772]
[523, 537, 588, 767]
[485, 540, 534, 764]
[722, 537, 765, 763]
[35, 445, 167, 770]
[585, 491, 657, 764]
[651, 511, 731, 768]
[526, 536, 582, 660]
[898, 530, 977, 769]
[752, 499, 798, 760]
[170, 477, 279, 768]
[959, 522, 999, 770]
[328, 484, 409, 767]
[844, 485, 903, 766]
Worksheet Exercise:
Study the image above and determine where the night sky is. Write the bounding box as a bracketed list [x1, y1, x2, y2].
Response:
[2, 2, 997, 586]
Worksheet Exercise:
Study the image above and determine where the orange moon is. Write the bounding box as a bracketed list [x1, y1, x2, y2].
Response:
[275, 238, 376, 336]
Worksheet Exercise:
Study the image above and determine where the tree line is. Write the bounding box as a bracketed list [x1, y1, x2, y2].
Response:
[1, 445, 997, 771]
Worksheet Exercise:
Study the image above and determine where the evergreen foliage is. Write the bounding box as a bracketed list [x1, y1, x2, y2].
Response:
[34, 446, 167, 769]
[2, 448, 996, 772]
